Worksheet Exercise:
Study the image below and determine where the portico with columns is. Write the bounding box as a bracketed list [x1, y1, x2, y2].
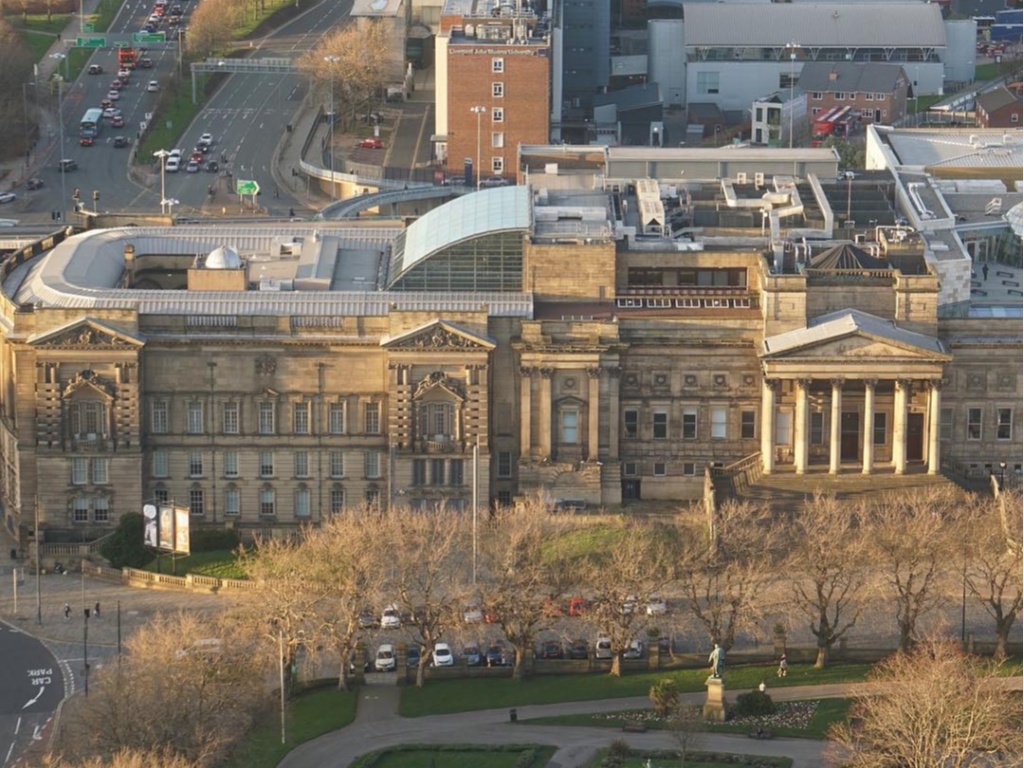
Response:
[758, 310, 951, 475]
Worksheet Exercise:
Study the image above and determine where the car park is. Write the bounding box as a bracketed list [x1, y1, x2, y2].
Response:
[358, 609, 377, 629]
[25, 178, 44, 191]
[357, 137, 384, 149]
[646, 595, 668, 615]
[432, 642, 454, 667]
[594, 637, 613, 660]
[374, 644, 396, 672]
[567, 639, 589, 660]
[406, 646, 421, 668]
[538, 640, 564, 659]
[87, 64, 103, 75]
[113, 136, 128, 148]
[485, 641, 511, 667]
[147, 80, 160, 92]
[462, 643, 482, 667]
[58, 159, 77, 172]
[0, 193, 16, 204]
[542, 598, 563, 618]
[623, 639, 645, 659]
[568, 596, 586, 616]
[621, 596, 638, 615]
[380, 604, 401, 629]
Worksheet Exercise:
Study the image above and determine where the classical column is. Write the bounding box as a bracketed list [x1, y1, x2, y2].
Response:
[760, 378, 778, 474]
[538, 368, 554, 459]
[892, 379, 909, 475]
[829, 378, 843, 475]
[794, 379, 810, 475]
[519, 367, 533, 459]
[927, 379, 941, 475]
[587, 368, 601, 461]
[862, 379, 877, 475]
[607, 367, 620, 460]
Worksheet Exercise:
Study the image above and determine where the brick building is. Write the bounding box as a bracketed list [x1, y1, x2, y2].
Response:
[799, 62, 911, 132]
[975, 85, 1023, 128]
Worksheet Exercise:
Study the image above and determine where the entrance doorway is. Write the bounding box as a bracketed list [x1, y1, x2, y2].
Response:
[841, 412, 860, 461]
[621, 479, 641, 501]
[906, 413, 925, 461]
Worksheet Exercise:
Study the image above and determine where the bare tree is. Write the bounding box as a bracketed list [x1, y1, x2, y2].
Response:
[42, 748, 201, 768]
[668, 708, 707, 767]
[827, 634, 1020, 768]
[184, 0, 235, 60]
[960, 493, 1022, 660]
[677, 500, 780, 651]
[787, 493, 869, 667]
[865, 489, 957, 652]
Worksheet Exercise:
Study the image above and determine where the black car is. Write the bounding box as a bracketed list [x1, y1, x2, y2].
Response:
[112, 136, 128, 148]
[567, 639, 589, 660]
[358, 610, 377, 629]
[539, 640, 565, 660]
[485, 641, 511, 667]
[204, 160, 219, 173]
[25, 178, 44, 191]
[406, 646, 422, 668]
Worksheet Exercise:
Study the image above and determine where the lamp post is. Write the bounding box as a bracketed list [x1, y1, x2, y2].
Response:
[21, 82, 36, 166]
[324, 55, 339, 200]
[471, 437, 479, 585]
[786, 42, 799, 149]
[153, 149, 170, 213]
[50, 54, 68, 222]
[470, 106, 486, 191]
[34, 495, 41, 626]
[999, 461, 1007, 490]
[83, 606, 91, 696]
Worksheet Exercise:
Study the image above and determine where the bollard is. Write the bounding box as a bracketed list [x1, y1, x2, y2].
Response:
[509, 708, 517, 723]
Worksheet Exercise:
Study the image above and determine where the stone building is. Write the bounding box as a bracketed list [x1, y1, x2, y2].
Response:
[0, 146, 1019, 547]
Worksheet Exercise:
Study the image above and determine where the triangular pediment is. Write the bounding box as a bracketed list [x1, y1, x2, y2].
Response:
[63, 370, 115, 399]
[28, 317, 144, 349]
[382, 320, 495, 352]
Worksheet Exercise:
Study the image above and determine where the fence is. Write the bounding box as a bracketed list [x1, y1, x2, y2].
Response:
[119, 566, 257, 594]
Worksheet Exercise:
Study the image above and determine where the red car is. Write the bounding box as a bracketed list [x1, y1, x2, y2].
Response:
[190, 150, 204, 163]
[79, 136, 94, 147]
[357, 137, 384, 149]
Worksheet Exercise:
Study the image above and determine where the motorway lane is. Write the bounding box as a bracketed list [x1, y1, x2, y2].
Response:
[0, 620, 66, 767]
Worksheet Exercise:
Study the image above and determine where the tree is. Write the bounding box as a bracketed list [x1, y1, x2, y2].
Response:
[649, 677, 680, 716]
[827, 634, 1020, 768]
[786, 493, 868, 668]
[42, 748, 201, 768]
[184, 0, 235, 60]
[960, 492, 1022, 660]
[865, 489, 956, 652]
[821, 136, 865, 169]
[668, 707, 706, 767]
[99, 512, 152, 569]
[677, 500, 781, 651]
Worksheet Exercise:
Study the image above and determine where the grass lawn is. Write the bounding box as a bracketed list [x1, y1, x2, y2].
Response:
[18, 30, 57, 62]
[351, 745, 555, 768]
[138, 82, 207, 159]
[398, 663, 872, 717]
[231, 0, 304, 39]
[90, 0, 123, 32]
[595, 750, 791, 768]
[224, 687, 357, 768]
[142, 549, 246, 579]
[9, 14, 72, 34]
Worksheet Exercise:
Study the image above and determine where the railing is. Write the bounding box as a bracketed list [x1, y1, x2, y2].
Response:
[713, 452, 764, 499]
[804, 268, 894, 284]
[420, 439, 461, 454]
[121, 566, 256, 593]
[40, 531, 116, 559]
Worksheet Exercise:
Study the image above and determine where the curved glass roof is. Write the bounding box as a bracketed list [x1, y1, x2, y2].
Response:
[389, 186, 532, 283]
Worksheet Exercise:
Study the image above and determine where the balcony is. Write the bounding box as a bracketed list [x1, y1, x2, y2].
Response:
[419, 439, 461, 454]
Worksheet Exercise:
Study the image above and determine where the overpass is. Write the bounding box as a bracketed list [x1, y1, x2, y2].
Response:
[316, 184, 470, 220]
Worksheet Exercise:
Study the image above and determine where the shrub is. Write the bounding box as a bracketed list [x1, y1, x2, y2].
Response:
[189, 527, 240, 552]
[515, 749, 537, 768]
[608, 739, 630, 758]
[99, 513, 151, 569]
[649, 677, 680, 715]
[734, 689, 776, 717]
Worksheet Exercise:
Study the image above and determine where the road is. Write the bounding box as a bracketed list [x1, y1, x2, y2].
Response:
[0, 620, 66, 767]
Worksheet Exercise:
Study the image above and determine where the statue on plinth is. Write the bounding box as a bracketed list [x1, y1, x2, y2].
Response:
[708, 643, 725, 680]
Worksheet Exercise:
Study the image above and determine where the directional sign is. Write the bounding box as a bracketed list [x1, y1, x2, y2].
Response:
[236, 179, 260, 196]
[83, 22, 95, 31]
[133, 32, 166, 43]
[76, 36, 106, 47]
[113, 40, 130, 48]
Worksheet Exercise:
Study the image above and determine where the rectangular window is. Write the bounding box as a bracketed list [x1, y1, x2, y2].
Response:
[93, 498, 109, 523]
[741, 410, 756, 440]
[653, 410, 668, 440]
[329, 451, 344, 478]
[624, 409, 639, 438]
[365, 489, 380, 507]
[153, 449, 169, 478]
[187, 402, 204, 435]
[155, 488, 169, 504]
[92, 458, 108, 485]
[653, 462, 666, 477]
[364, 451, 380, 479]
[328, 402, 346, 434]
[967, 407, 983, 440]
[623, 462, 637, 477]
[189, 450, 203, 477]
[222, 402, 239, 434]
[294, 451, 309, 478]
[259, 487, 275, 516]
[810, 412, 825, 444]
[330, 487, 345, 514]
[71, 458, 88, 485]
[259, 451, 274, 478]
[497, 451, 512, 478]
[939, 408, 953, 441]
[811, 91, 823, 100]
[293, 402, 310, 435]
[997, 408, 1013, 440]
[835, 92, 845, 100]
[430, 458, 445, 486]
[491, 132, 504, 148]
[492, 107, 504, 122]
[223, 450, 238, 478]
[711, 406, 727, 440]
[412, 458, 426, 485]
[73, 499, 89, 523]
[697, 71, 719, 95]
[873, 413, 887, 445]
[491, 57, 504, 73]
[224, 487, 240, 516]
[561, 410, 579, 443]
[258, 402, 276, 435]
[151, 400, 168, 434]
[683, 462, 697, 476]
[682, 407, 697, 440]
[364, 402, 381, 434]
[450, 459, 465, 486]
[491, 157, 504, 174]
[775, 411, 792, 445]
[497, 491, 512, 506]
[294, 487, 311, 518]
[864, 92, 874, 101]
[189, 489, 204, 516]
[492, 82, 504, 97]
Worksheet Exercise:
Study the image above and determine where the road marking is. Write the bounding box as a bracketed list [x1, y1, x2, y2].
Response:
[22, 687, 44, 709]
[31, 726, 42, 742]
[5, 741, 15, 765]
[12, 718, 19, 736]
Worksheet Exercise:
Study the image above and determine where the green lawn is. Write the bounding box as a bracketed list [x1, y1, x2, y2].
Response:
[351, 745, 555, 768]
[90, 0, 123, 32]
[398, 663, 872, 718]
[142, 549, 246, 579]
[10, 14, 72, 34]
[597, 750, 791, 768]
[224, 687, 357, 768]
[138, 81, 207, 160]
[18, 30, 57, 62]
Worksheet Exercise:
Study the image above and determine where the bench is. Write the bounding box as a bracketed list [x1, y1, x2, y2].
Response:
[622, 722, 648, 733]
[749, 729, 774, 740]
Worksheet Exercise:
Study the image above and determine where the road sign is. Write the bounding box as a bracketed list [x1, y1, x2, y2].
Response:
[133, 32, 166, 43]
[236, 179, 260, 196]
[76, 36, 106, 47]
[113, 41, 130, 48]
[83, 22, 95, 31]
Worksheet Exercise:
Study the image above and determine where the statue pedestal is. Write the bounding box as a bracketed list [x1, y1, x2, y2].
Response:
[703, 676, 727, 722]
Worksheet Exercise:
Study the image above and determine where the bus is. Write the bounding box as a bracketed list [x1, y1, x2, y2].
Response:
[80, 108, 103, 139]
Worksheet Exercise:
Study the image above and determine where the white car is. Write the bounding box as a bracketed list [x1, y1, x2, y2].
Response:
[147, 80, 160, 92]
[102, 108, 122, 119]
[432, 642, 454, 667]
[106, 90, 120, 101]
[199, 132, 213, 145]
[620, 595, 638, 615]
[380, 604, 401, 629]
[646, 595, 668, 615]
[0, 192, 16, 204]
[594, 636, 613, 660]
[168, 148, 183, 159]
[118, 68, 131, 79]
[165, 156, 180, 173]
[463, 604, 483, 624]
[374, 644, 396, 672]
[623, 639, 645, 659]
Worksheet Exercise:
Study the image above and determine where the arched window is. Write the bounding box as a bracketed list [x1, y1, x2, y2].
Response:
[294, 486, 311, 518]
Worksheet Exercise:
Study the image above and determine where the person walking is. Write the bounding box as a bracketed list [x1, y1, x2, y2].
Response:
[777, 653, 788, 677]
[94, 601, 100, 619]
[983, 263, 989, 282]
[63, 603, 71, 622]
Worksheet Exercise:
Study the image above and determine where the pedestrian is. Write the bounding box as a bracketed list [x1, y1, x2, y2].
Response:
[63, 603, 71, 622]
[57, 32, 61, 42]
[777, 653, 788, 677]
[94, 601, 100, 619]
[982, 263, 989, 281]
[289, 207, 295, 218]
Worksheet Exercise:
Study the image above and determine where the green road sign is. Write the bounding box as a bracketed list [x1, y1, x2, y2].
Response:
[133, 32, 166, 43]
[76, 36, 106, 47]
[113, 41, 130, 48]
[83, 22, 95, 31]
[236, 180, 260, 196]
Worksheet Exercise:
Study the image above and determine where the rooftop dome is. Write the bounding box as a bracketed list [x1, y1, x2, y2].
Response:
[205, 245, 243, 269]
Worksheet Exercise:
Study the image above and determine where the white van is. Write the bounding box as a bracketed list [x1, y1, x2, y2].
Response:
[595, 636, 613, 659]
[374, 644, 396, 672]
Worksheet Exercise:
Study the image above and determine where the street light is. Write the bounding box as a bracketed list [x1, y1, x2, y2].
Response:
[83, 606, 91, 696]
[324, 55, 339, 200]
[50, 54, 68, 223]
[470, 106, 486, 191]
[21, 83, 36, 168]
[153, 149, 170, 213]
[999, 461, 1007, 490]
[786, 42, 800, 149]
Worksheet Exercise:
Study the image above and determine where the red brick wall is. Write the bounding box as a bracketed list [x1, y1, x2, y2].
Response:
[447, 47, 551, 178]
[807, 86, 908, 130]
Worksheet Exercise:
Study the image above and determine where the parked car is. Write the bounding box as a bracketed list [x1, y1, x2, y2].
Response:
[481, 176, 512, 188]
[0, 192, 16, 204]
[113, 136, 129, 148]
[621, 596, 638, 615]
[463, 642, 482, 667]
[623, 639, 645, 660]
[87, 64, 103, 75]
[538, 640, 564, 660]
[25, 178, 44, 191]
[567, 639, 589, 660]
[432, 642, 454, 667]
[374, 644, 396, 672]
[358, 609, 377, 629]
[594, 637, 613, 660]
[406, 645, 421, 668]
[347, 649, 370, 674]
[646, 595, 668, 615]
[380, 604, 401, 629]
[357, 137, 384, 149]
[485, 641, 511, 667]
[463, 604, 483, 624]
[542, 598, 563, 618]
